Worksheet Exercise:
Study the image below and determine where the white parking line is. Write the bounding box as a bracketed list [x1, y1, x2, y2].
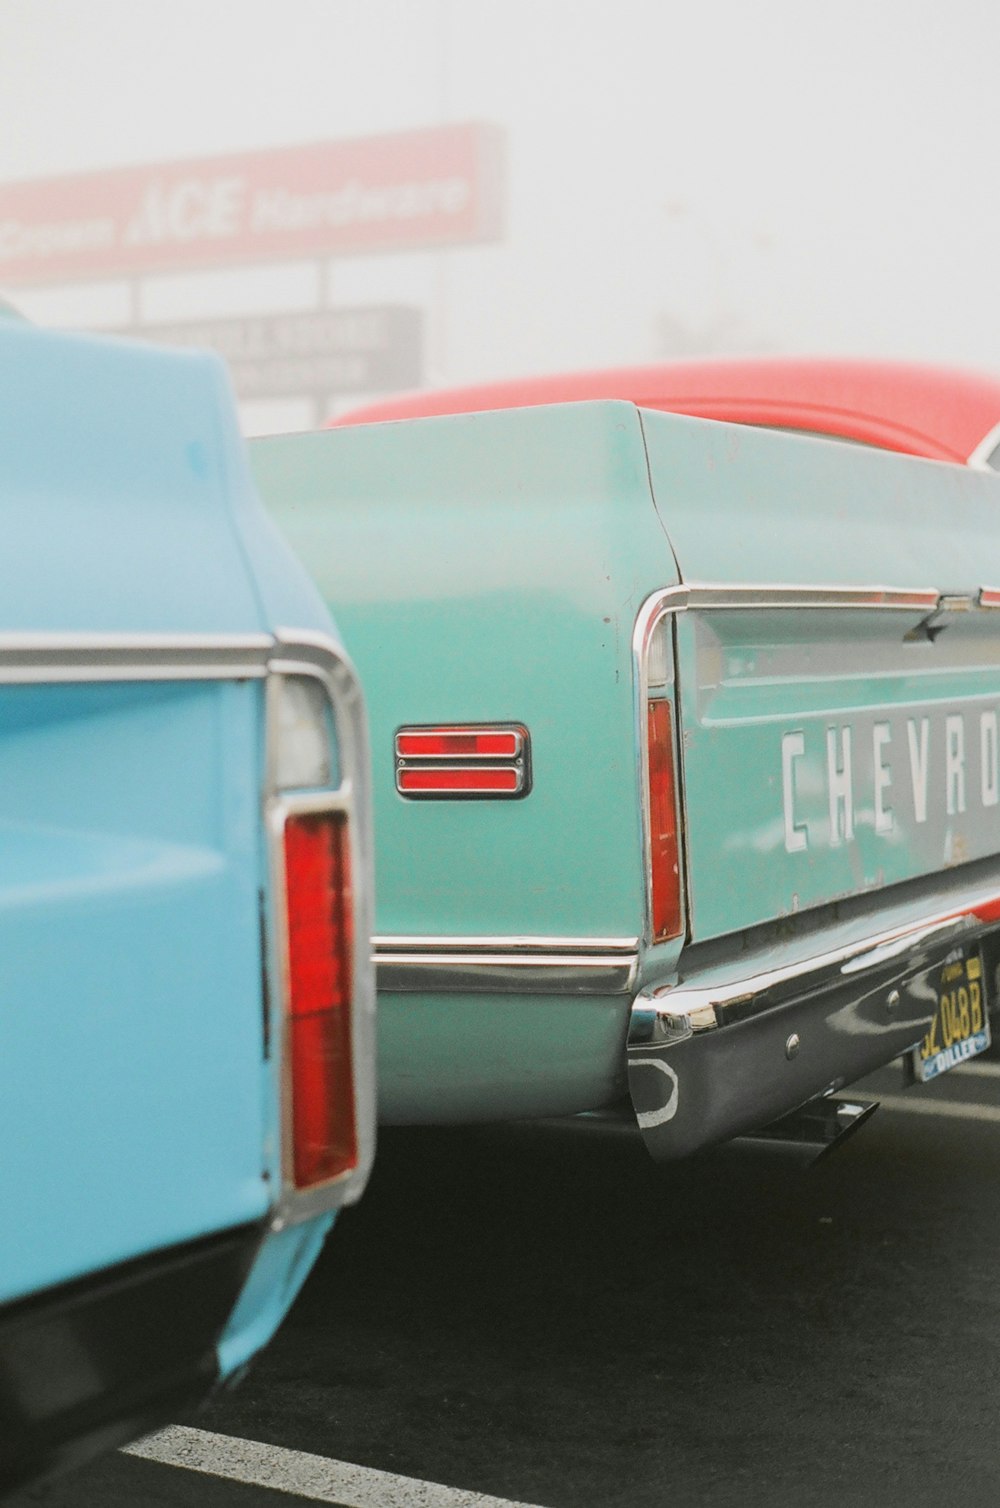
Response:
[877, 1093, 1000, 1123]
[124, 1426, 546, 1508]
[952, 1059, 1000, 1078]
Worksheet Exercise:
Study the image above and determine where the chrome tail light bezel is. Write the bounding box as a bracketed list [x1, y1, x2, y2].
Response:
[263, 631, 375, 1228]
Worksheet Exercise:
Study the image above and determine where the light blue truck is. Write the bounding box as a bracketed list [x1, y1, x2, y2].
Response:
[0, 320, 374, 1494]
[255, 398, 1000, 1160]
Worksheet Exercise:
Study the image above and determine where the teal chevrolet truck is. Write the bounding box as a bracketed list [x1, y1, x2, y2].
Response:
[254, 398, 1000, 1159]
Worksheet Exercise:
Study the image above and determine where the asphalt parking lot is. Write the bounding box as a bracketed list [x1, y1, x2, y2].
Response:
[24, 1058, 1000, 1508]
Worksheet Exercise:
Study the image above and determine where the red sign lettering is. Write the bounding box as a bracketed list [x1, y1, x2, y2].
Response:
[0, 124, 504, 284]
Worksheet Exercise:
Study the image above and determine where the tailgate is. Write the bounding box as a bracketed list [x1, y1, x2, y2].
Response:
[0, 669, 271, 1305]
[639, 408, 1000, 943]
[675, 593, 1000, 940]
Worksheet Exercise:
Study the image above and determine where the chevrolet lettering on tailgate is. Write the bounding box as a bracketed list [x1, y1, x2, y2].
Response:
[781, 710, 1000, 857]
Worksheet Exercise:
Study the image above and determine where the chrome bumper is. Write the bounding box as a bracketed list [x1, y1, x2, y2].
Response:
[627, 885, 1000, 1161]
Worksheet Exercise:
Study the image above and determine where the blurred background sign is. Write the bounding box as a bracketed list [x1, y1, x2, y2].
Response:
[124, 305, 423, 401]
[0, 123, 504, 283]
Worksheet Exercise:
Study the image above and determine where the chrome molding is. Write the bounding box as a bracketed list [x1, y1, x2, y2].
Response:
[374, 935, 639, 995]
[633, 585, 943, 643]
[264, 631, 376, 1228]
[628, 886, 1000, 1051]
[0, 632, 273, 683]
[376, 934, 639, 950]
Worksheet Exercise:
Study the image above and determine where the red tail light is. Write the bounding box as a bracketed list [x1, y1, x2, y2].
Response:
[647, 699, 682, 942]
[283, 810, 357, 1188]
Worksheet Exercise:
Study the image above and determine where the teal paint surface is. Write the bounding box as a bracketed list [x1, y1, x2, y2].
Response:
[377, 992, 630, 1123]
[639, 406, 1000, 589]
[256, 398, 1000, 1119]
[255, 402, 678, 942]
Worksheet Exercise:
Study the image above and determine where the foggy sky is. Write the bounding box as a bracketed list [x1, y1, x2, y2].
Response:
[2, 0, 998, 426]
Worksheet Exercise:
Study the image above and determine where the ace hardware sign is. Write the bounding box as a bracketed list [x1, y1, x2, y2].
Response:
[0, 123, 504, 283]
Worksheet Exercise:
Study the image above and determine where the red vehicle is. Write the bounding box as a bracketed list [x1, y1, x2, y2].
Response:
[333, 356, 1000, 469]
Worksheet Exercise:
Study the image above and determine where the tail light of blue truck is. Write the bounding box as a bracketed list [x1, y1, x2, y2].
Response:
[270, 668, 358, 1190]
[262, 639, 375, 1227]
[215, 635, 374, 1387]
[283, 809, 356, 1187]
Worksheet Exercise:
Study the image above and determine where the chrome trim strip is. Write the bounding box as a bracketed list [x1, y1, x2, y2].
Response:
[0, 632, 273, 682]
[377, 952, 638, 996]
[628, 885, 1000, 1046]
[264, 632, 376, 1227]
[967, 419, 1000, 471]
[375, 935, 640, 994]
[375, 934, 639, 953]
[634, 585, 941, 632]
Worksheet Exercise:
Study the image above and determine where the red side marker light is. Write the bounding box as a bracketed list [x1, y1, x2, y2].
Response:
[647, 699, 683, 943]
[283, 810, 357, 1188]
[395, 723, 530, 799]
[396, 728, 523, 759]
[397, 766, 522, 795]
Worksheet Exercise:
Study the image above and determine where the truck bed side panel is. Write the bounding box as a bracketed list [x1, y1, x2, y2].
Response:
[255, 402, 676, 940]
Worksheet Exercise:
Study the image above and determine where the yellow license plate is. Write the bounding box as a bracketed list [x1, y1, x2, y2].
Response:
[913, 948, 991, 1083]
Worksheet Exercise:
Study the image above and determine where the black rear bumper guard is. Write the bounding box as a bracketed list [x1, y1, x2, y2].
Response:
[0, 1222, 263, 1498]
[627, 888, 1000, 1160]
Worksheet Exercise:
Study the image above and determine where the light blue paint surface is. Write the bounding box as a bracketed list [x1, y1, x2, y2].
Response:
[0, 679, 271, 1302]
[0, 323, 347, 1379]
[217, 1216, 333, 1377]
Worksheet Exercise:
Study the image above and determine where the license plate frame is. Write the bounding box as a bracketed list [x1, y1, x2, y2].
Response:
[912, 945, 991, 1083]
